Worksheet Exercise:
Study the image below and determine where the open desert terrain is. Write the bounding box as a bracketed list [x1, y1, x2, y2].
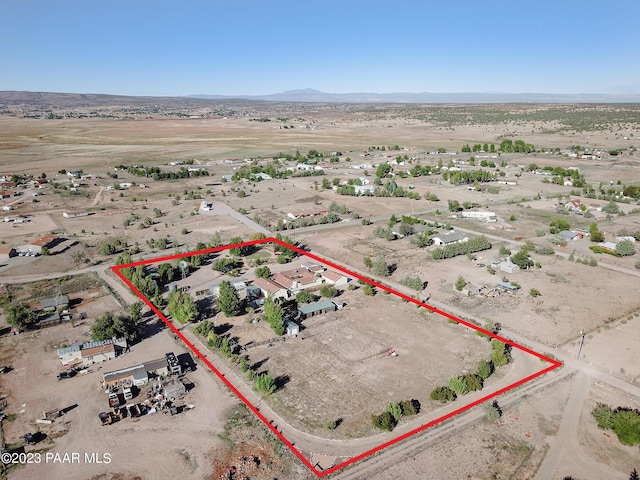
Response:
[1, 95, 639, 479]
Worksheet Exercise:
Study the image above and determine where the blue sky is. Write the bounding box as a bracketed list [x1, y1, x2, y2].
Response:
[2, 0, 639, 96]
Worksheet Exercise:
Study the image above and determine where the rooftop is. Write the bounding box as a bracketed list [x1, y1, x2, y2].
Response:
[322, 270, 344, 282]
[253, 277, 287, 294]
[298, 300, 336, 315]
[28, 234, 59, 247]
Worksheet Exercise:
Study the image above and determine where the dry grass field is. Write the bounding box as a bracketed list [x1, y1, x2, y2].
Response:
[2, 98, 640, 479]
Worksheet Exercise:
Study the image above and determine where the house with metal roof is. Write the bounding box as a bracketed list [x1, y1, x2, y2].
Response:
[556, 230, 579, 242]
[57, 337, 127, 366]
[298, 300, 337, 319]
[40, 295, 69, 312]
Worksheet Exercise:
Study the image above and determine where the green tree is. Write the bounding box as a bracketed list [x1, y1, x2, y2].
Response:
[167, 289, 199, 324]
[592, 403, 615, 430]
[616, 239, 636, 256]
[484, 401, 502, 421]
[372, 411, 396, 431]
[491, 340, 510, 367]
[384, 402, 403, 422]
[255, 373, 276, 396]
[376, 163, 391, 178]
[448, 199, 462, 212]
[464, 374, 483, 392]
[4, 303, 37, 330]
[477, 359, 493, 380]
[550, 218, 571, 234]
[403, 276, 424, 291]
[295, 290, 316, 304]
[399, 399, 420, 416]
[371, 256, 391, 276]
[130, 301, 143, 322]
[363, 256, 373, 269]
[602, 199, 620, 214]
[430, 386, 456, 403]
[611, 409, 640, 445]
[217, 280, 243, 316]
[511, 250, 533, 269]
[91, 311, 139, 342]
[362, 284, 375, 296]
[319, 284, 338, 298]
[255, 265, 271, 278]
[263, 295, 285, 335]
[455, 275, 466, 291]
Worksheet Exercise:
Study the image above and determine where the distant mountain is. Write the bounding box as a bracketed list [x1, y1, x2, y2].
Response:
[188, 88, 640, 104]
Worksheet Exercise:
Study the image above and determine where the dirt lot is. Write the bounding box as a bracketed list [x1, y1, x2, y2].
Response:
[301, 223, 640, 346]
[0, 317, 238, 480]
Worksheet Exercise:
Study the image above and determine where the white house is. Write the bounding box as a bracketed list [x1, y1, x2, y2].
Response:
[460, 211, 497, 223]
[432, 231, 469, 246]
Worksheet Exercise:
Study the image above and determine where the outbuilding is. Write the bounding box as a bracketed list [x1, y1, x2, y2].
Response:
[0, 247, 17, 261]
[298, 300, 337, 319]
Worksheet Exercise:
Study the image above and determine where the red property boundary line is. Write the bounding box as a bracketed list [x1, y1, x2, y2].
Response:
[111, 237, 562, 477]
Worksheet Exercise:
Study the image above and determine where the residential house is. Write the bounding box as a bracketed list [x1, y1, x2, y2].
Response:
[321, 270, 348, 286]
[40, 295, 69, 312]
[565, 199, 584, 211]
[588, 203, 604, 212]
[287, 207, 328, 220]
[63, 211, 89, 219]
[301, 261, 325, 274]
[599, 242, 617, 253]
[431, 231, 469, 246]
[0, 191, 16, 199]
[353, 185, 375, 195]
[460, 211, 497, 222]
[253, 277, 290, 300]
[273, 267, 323, 292]
[57, 338, 127, 366]
[556, 230, 579, 242]
[497, 262, 520, 273]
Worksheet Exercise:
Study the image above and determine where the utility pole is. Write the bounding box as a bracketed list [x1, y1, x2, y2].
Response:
[577, 330, 586, 360]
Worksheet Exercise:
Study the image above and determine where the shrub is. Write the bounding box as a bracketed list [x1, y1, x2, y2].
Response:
[484, 401, 502, 421]
[371, 411, 396, 431]
[464, 374, 483, 392]
[399, 399, 420, 416]
[477, 359, 493, 380]
[254, 373, 276, 396]
[384, 402, 403, 421]
[319, 284, 338, 298]
[447, 376, 468, 396]
[430, 386, 456, 403]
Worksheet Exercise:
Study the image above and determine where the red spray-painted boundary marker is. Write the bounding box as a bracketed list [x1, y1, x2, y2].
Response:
[112, 237, 562, 477]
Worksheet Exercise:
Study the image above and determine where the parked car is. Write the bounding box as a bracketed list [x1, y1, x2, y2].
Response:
[57, 370, 76, 381]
